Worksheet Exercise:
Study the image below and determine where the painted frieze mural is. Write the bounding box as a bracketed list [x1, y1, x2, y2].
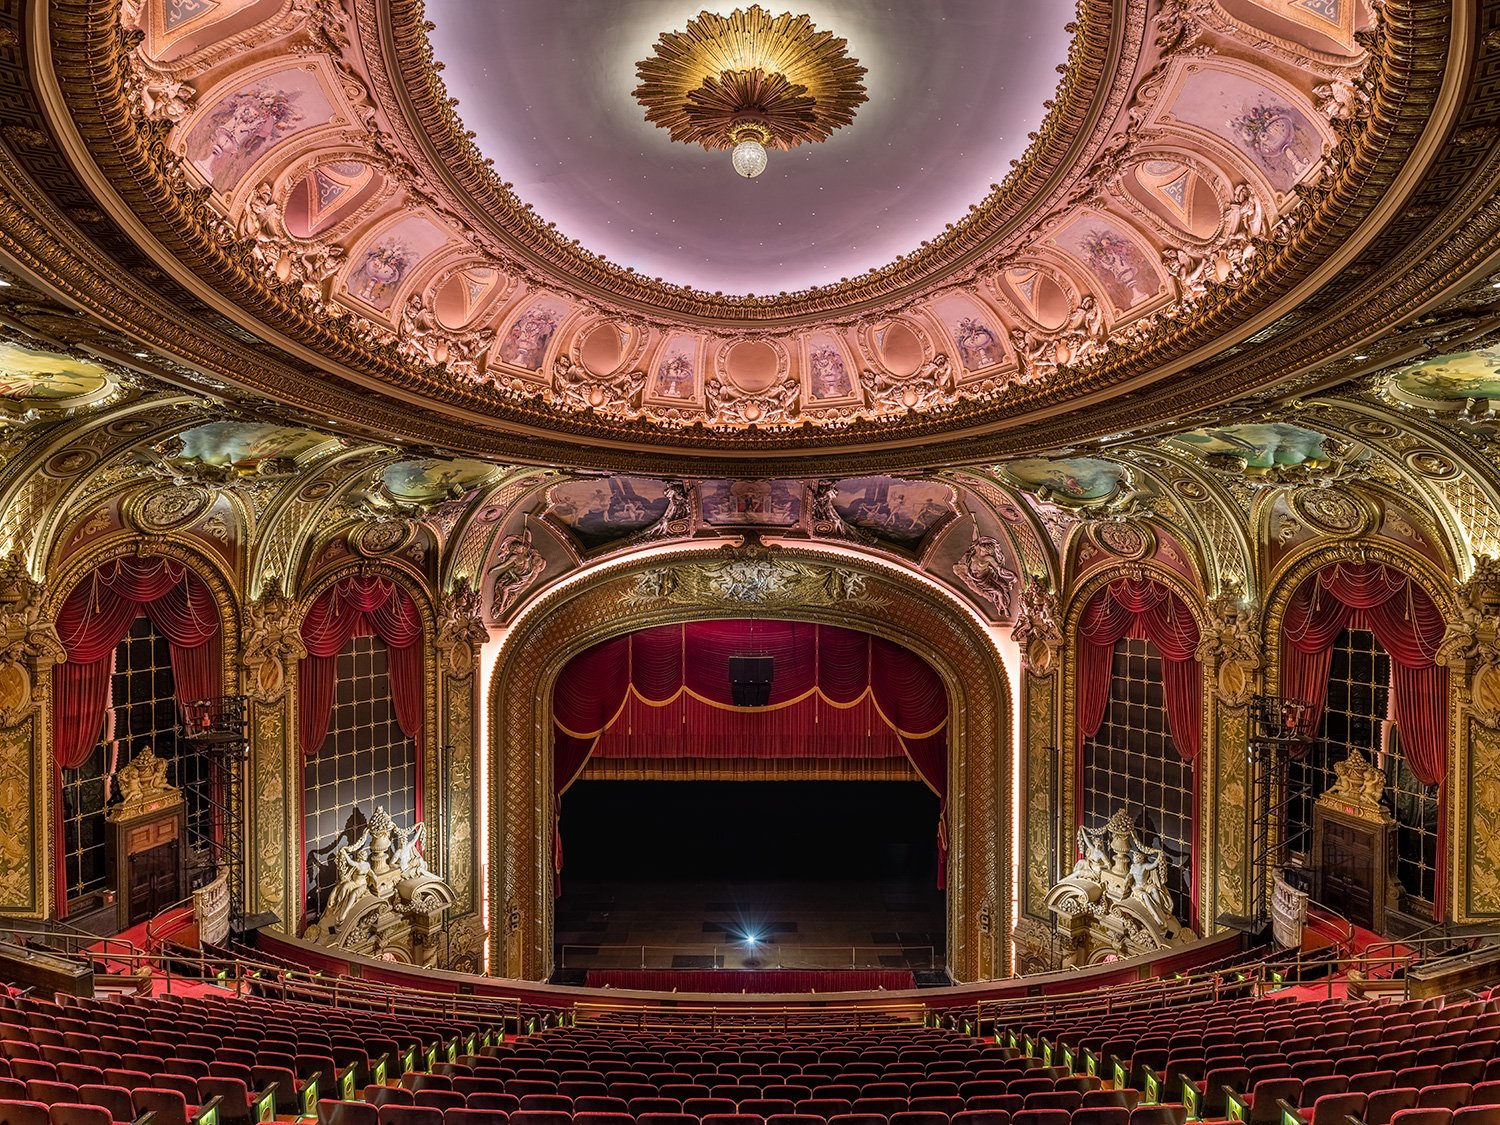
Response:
[185, 68, 335, 191]
[700, 480, 802, 527]
[832, 477, 958, 547]
[546, 476, 676, 550]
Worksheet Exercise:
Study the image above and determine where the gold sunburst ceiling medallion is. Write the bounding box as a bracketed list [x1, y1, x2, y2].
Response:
[634, 5, 868, 178]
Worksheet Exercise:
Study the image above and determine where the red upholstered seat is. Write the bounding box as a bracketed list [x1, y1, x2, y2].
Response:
[445, 1111, 511, 1125]
[318, 1101, 380, 1125]
[378, 1108, 446, 1125]
[1420, 1088, 1474, 1112]
[1390, 1110, 1454, 1125]
[47, 1103, 113, 1125]
[1127, 1108, 1187, 1125]
[0, 1102, 50, 1125]
[1367, 1089, 1422, 1125]
[415, 1092, 467, 1112]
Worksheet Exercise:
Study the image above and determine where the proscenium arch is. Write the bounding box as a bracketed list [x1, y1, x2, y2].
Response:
[487, 546, 1013, 983]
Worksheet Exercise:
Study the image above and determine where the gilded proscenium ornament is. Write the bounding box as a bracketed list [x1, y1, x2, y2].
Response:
[634, 6, 866, 165]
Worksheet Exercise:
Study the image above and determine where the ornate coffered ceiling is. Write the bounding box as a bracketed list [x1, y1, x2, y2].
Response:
[0, 0, 1496, 474]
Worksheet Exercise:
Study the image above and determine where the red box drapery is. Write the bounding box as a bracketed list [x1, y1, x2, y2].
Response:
[297, 575, 424, 759]
[1280, 561, 1448, 917]
[552, 621, 948, 892]
[52, 557, 221, 915]
[1075, 576, 1202, 923]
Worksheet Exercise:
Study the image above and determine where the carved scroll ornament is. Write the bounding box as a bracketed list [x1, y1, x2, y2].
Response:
[0, 554, 66, 728]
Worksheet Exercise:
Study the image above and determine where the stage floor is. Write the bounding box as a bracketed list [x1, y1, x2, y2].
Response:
[552, 878, 946, 977]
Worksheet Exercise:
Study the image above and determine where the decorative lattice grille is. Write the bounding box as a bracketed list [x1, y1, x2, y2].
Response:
[1080, 637, 1195, 924]
[301, 634, 417, 920]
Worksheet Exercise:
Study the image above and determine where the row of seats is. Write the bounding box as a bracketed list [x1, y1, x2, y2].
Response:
[310, 1104, 1190, 1125]
[0, 987, 506, 1125]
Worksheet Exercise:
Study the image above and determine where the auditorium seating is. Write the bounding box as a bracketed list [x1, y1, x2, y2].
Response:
[4, 953, 1500, 1125]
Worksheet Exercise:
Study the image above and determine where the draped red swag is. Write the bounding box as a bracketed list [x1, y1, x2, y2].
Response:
[52, 557, 221, 915]
[1281, 562, 1448, 917]
[1075, 577, 1203, 921]
[552, 621, 949, 893]
[298, 576, 424, 760]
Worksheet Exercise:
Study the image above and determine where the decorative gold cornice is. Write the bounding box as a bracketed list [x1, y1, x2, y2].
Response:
[2, 0, 1487, 474]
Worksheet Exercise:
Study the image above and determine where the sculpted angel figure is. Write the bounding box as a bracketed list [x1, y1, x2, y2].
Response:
[1162, 247, 1210, 302]
[1220, 183, 1269, 265]
[953, 535, 1019, 616]
[238, 182, 288, 272]
[1126, 844, 1175, 926]
[487, 529, 546, 616]
[392, 820, 428, 878]
[1074, 823, 1110, 875]
[325, 831, 374, 924]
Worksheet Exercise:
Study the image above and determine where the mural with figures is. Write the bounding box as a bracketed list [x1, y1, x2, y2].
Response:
[833, 477, 958, 546]
[344, 216, 449, 313]
[1171, 69, 1321, 193]
[547, 477, 675, 549]
[998, 456, 1127, 503]
[380, 458, 498, 502]
[1389, 348, 1500, 401]
[930, 293, 1005, 372]
[0, 341, 115, 406]
[185, 68, 334, 191]
[700, 480, 801, 526]
[172, 422, 337, 471]
[1168, 422, 1330, 469]
[498, 298, 571, 372]
[806, 335, 854, 400]
[652, 336, 697, 399]
[1053, 217, 1161, 310]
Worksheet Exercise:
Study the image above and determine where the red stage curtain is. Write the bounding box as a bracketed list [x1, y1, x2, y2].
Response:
[582, 968, 917, 993]
[1280, 562, 1448, 917]
[52, 557, 222, 916]
[1075, 577, 1202, 923]
[298, 576, 424, 759]
[552, 621, 949, 892]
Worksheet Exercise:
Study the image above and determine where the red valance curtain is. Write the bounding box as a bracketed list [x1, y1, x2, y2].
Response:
[1075, 577, 1203, 923]
[298, 576, 424, 759]
[52, 557, 222, 915]
[1281, 561, 1448, 916]
[552, 621, 949, 892]
[1076, 578, 1202, 760]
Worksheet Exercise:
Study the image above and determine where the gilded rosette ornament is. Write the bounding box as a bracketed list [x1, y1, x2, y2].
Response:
[634, 6, 867, 152]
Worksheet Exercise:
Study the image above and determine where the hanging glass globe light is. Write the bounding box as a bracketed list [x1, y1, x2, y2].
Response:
[731, 137, 768, 178]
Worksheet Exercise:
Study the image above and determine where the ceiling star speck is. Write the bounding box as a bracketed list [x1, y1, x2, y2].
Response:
[633, 6, 868, 179]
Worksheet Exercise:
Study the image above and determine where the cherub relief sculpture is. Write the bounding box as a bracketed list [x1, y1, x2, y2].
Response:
[952, 534, 1019, 617]
[487, 529, 546, 617]
[1044, 809, 1188, 965]
[241, 576, 307, 704]
[435, 576, 488, 676]
[305, 806, 455, 962]
[111, 745, 180, 818]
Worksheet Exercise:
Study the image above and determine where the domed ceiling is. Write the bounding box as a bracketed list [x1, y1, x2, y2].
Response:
[426, 1, 1074, 296]
[0, 0, 1492, 474]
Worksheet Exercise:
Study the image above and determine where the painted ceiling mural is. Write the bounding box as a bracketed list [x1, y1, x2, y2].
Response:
[39, 0, 1408, 464]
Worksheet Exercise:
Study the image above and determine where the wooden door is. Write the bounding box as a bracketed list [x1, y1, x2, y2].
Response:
[1319, 819, 1374, 928]
[126, 840, 180, 926]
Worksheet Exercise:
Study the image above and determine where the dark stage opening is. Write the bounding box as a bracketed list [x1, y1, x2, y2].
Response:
[553, 780, 946, 978]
